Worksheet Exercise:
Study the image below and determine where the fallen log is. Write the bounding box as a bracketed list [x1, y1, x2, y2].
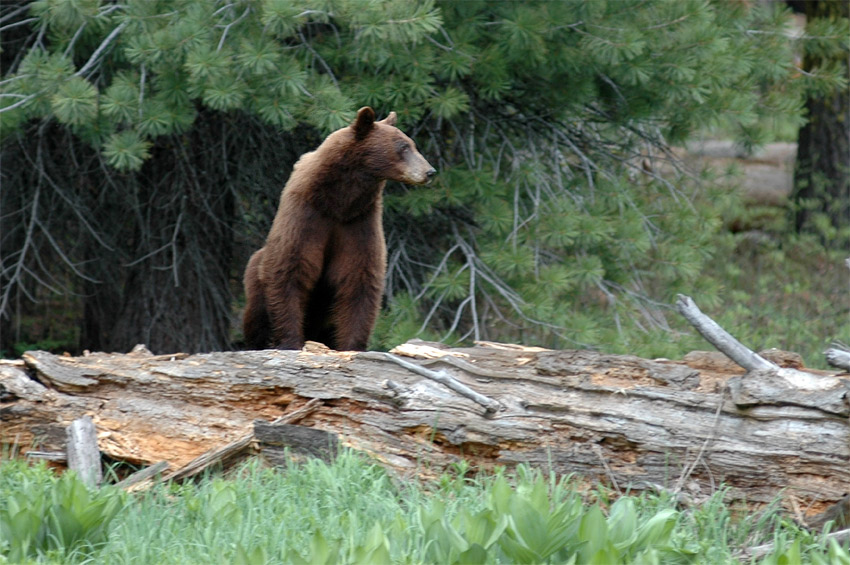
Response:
[1, 338, 848, 520]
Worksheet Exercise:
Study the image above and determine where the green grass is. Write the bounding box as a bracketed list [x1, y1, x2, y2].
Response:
[1, 454, 848, 564]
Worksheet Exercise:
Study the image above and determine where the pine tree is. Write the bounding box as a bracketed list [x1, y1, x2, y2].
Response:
[0, 0, 839, 354]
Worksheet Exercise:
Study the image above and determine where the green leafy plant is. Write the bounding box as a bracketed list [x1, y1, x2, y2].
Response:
[0, 462, 125, 562]
[2, 454, 848, 564]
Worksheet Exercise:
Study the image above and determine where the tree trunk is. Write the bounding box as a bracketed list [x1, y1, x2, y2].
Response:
[792, 0, 850, 240]
[2, 340, 848, 518]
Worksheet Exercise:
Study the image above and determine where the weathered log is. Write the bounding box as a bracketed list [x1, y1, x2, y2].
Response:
[1, 340, 848, 519]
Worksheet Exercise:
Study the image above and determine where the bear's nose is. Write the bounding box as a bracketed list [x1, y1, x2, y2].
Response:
[426, 168, 436, 179]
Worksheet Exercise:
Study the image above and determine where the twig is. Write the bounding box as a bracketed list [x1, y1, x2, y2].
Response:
[0, 183, 39, 317]
[63, 22, 88, 58]
[0, 92, 38, 113]
[360, 352, 501, 414]
[216, 6, 250, 52]
[593, 445, 621, 494]
[0, 3, 31, 25]
[298, 30, 338, 90]
[0, 16, 38, 33]
[25, 451, 67, 462]
[138, 64, 146, 118]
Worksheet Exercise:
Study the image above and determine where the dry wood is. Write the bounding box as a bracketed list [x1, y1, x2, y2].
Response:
[675, 294, 776, 372]
[66, 416, 102, 487]
[162, 397, 323, 483]
[359, 351, 501, 413]
[676, 294, 850, 417]
[25, 451, 67, 463]
[116, 461, 169, 491]
[1, 339, 848, 520]
[826, 347, 850, 372]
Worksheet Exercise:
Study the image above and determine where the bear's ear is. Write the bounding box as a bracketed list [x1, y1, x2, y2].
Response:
[353, 107, 376, 140]
[379, 111, 397, 126]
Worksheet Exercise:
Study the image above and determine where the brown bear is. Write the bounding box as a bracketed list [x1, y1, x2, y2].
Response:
[242, 107, 435, 351]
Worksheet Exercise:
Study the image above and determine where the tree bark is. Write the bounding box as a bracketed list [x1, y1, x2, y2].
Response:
[1, 340, 848, 518]
[792, 0, 850, 240]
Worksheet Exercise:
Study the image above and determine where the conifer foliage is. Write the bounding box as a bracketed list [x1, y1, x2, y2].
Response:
[0, 0, 841, 353]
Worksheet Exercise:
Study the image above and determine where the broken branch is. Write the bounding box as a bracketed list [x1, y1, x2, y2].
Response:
[675, 294, 775, 372]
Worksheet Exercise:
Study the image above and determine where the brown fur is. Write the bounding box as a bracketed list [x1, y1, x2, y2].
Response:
[243, 107, 435, 351]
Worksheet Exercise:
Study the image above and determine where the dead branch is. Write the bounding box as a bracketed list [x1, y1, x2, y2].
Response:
[825, 347, 850, 372]
[675, 294, 775, 372]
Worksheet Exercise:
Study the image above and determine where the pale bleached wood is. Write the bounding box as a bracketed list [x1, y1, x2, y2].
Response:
[359, 351, 500, 413]
[675, 294, 775, 372]
[825, 347, 850, 372]
[1, 341, 848, 519]
[676, 295, 849, 417]
[66, 416, 102, 487]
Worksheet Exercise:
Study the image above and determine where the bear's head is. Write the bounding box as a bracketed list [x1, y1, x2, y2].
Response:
[349, 107, 436, 185]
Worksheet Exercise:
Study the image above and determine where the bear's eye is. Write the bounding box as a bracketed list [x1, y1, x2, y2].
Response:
[397, 142, 409, 155]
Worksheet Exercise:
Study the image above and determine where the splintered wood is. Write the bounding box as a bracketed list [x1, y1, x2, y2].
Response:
[2, 338, 848, 519]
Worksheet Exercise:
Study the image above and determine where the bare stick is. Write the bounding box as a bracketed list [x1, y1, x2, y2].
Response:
[66, 416, 102, 487]
[26, 451, 67, 462]
[216, 7, 250, 52]
[675, 294, 776, 372]
[163, 433, 255, 483]
[360, 352, 501, 414]
[0, 92, 38, 113]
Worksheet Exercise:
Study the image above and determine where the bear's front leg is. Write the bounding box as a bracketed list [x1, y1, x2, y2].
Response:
[330, 274, 384, 351]
[265, 277, 311, 350]
[327, 221, 387, 351]
[262, 227, 328, 350]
